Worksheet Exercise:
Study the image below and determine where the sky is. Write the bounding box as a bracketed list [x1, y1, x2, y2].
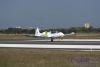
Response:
[0, 0, 100, 29]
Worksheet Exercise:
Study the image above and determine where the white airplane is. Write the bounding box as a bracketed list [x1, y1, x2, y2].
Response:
[34, 27, 75, 42]
[35, 28, 64, 37]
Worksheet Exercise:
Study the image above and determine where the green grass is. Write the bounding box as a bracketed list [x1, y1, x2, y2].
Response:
[0, 33, 100, 40]
[64, 33, 100, 39]
[0, 48, 100, 67]
[0, 34, 33, 40]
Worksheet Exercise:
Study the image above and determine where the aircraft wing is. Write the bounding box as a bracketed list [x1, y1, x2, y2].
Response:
[64, 32, 75, 36]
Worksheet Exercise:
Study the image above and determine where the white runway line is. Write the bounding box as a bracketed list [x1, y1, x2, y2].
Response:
[0, 44, 100, 49]
[28, 39, 100, 41]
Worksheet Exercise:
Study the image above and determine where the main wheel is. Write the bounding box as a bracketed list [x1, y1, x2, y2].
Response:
[51, 37, 53, 42]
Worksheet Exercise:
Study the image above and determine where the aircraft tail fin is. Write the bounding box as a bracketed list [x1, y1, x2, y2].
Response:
[35, 27, 41, 36]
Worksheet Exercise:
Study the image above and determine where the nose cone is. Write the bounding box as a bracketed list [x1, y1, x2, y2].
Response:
[61, 33, 64, 37]
[59, 32, 64, 37]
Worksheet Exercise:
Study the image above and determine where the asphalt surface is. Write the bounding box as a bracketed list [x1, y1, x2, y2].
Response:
[0, 40, 100, 45]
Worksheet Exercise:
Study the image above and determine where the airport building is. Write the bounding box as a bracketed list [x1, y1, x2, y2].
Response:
[16, 26, 22, 29]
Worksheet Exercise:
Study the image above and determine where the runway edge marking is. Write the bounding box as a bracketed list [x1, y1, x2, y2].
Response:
[0, 44, 100, 49]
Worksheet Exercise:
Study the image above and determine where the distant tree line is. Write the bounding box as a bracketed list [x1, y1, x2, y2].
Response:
[0, 27, 100, 34]
[0, 28, 35, 34]
[42, 26, 100, 33]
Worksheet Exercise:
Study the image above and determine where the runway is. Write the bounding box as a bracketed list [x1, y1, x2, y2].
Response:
[0, 39, 100, 45]
[0, 39, 100, 51]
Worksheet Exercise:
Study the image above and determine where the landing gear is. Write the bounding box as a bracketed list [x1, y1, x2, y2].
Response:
[51, 37, 53, 42]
